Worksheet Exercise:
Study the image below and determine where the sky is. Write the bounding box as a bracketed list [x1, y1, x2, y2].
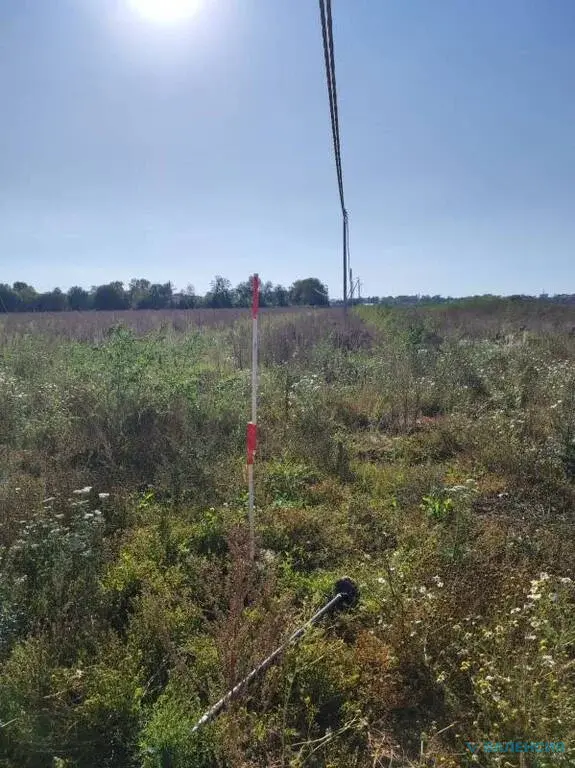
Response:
[1, 0, 574, 298]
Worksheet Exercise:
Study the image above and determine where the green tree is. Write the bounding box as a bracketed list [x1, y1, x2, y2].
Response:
[12, 282, 37, 311]
[205, 276, 233, 309]
[37, 288, 67, 312]
[128, 278, 151, 309]
[138, 282, 173, 310]
[289, 278, 329, 306]
[67, 286, 91, 311]
[233, 280, 252, 308]
[0, 284, 20, 312]
[93, 282, 129, 311]
[270, 283, 289, 307]
[177, 284, 198, 309]
[260, 280, 274, 308]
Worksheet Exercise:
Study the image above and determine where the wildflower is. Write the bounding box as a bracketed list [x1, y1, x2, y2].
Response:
[541, 655, 555, 668]
[559, 577, 572, 585]
[377, 577, 385, 584]
[73, 486, 92, 495]
[98, 493, 110, 500]
[525, 634, 537, 641]
[530, 619, 541, 629]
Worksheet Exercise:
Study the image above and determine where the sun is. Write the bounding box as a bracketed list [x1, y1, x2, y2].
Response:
[127, 0, 202, 25]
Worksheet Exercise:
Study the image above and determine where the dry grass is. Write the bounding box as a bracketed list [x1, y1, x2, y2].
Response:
[0, 306, 344, 342]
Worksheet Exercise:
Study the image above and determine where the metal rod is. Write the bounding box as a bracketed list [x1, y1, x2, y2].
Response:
[190, 579, 358, 734]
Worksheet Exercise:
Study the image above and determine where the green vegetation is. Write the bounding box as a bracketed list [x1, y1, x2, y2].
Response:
[0, 276, 329, 312]
[1, 305, 574, 766]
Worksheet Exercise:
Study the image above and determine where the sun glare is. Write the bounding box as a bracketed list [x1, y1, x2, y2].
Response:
[127, 0, 202, 25]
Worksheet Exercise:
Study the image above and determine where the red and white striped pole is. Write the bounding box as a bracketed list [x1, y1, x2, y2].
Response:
[246, 273, 259, 560]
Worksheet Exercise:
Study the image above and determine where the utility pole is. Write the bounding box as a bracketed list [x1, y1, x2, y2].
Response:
[343, 218, 348, 315]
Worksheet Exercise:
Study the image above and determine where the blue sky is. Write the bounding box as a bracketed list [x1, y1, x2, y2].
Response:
[1, 0, 574, 298]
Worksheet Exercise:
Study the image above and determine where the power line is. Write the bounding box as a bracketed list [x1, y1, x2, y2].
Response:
[318, 0, 350, 313]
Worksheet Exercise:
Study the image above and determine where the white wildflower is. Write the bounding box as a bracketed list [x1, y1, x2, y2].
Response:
[73, 486, 92, 495]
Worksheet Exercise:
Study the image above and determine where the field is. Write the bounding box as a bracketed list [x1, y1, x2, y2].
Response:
[1, 303, 575, 767]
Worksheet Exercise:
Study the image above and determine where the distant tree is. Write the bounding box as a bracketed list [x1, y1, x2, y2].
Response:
[67, 286, 91, 311]
[233, 280, 252, 308]
[270, 284, 289, 307]
[0, 284, 19, 312]
[93, 282, 129, 311]
[138, 282, 173, 310]
[289, 278, 329, 306]
[13, 282, 37, 311]
[233, 277, 275, 308]
[178, 284, 198, 309]
[128, 278, 151, 309]
[205, 275, 233, 309]
[259, 280, 274, 308]
[37, 288, 67, 312]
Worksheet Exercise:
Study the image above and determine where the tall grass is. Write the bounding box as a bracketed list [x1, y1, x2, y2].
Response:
[1, 305, 574, 766]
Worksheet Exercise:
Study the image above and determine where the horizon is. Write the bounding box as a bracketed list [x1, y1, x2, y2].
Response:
[3, 274, 575, 305]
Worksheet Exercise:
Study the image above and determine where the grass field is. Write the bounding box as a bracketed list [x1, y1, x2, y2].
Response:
[1, 303, 575, 767]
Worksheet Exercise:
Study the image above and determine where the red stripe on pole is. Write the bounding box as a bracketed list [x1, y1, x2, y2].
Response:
[252, 274, 260, 319]
[246, 421, 257, 465]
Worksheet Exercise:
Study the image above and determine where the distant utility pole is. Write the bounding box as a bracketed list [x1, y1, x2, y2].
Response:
[348, 268, 361, 306]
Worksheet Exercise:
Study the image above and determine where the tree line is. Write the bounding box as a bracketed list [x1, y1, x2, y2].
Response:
[2, 278, 574, 313]
[337, 293, 575, 307]
[0, 276, 329, 312]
